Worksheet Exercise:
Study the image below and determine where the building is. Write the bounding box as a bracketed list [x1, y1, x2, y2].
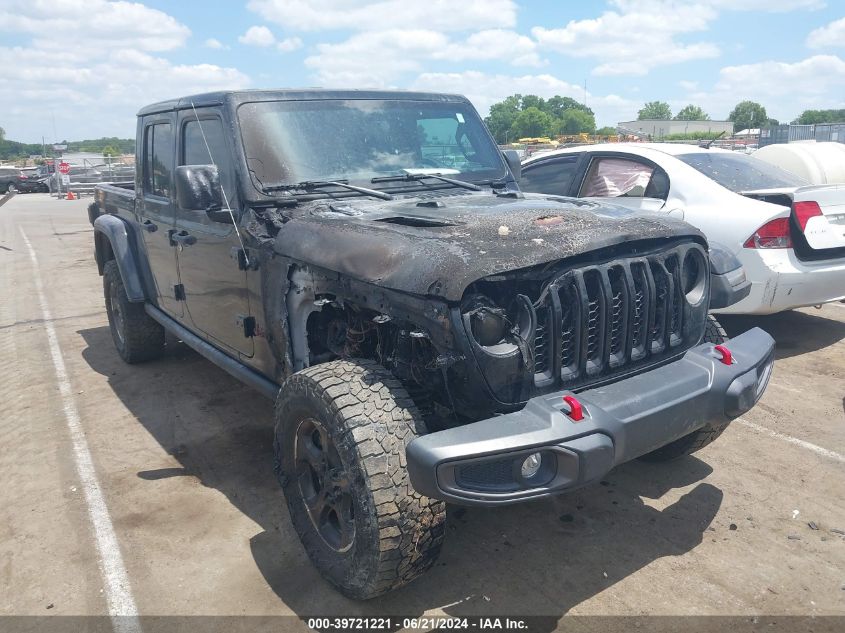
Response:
[617, 119, 734, 139]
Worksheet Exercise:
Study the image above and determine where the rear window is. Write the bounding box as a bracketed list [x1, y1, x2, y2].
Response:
[677, 152, 807, 192]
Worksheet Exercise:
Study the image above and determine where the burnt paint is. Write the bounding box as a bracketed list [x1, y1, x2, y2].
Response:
[272, 192, 705, 302]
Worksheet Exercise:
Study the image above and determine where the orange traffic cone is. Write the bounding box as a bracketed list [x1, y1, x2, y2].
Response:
[66, 190, 75, 200]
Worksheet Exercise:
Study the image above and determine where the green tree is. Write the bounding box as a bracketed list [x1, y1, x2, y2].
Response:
[0, 126, 5, 141]
[545, 96, 593, 119]
[520, 95, 546, 111]
[484, 94, 523, 143]
[637, 101, 672, 120]
[596, 126, 617, 136]
[674, 104, 709, 121]
[558, 108, 596, 134]
[102, 145, 121, 157]
[728, 101, 768, 132]
[794, 109, 845, 124]
[510, 107, 554, 139]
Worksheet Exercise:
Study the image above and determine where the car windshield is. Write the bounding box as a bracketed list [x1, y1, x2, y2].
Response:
[237, 99, 506, 191]
[677, 152, 808, 192]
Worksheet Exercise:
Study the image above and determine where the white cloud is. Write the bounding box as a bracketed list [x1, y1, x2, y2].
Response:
[204, 38, 227, 49]
[679, 80, 699, 91]
[682, 54, 845, 121]
[0, 0, 190, 51]
[247, 0, 517, 31]
[306, 28, 541, 86]
[277, 36, 303, 52]
[532, 2, 720, 76]
[807, 17, 845, 48]
[238, 26, 302, 52]
[239, 25, 277, 47]
[410, 70, 637, 126]
[0, 1, 249, 142]
[531, 0, 826, 76]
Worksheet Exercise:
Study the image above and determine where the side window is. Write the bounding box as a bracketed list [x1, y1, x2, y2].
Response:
[580, 157, 656, 198]
[182, 118, 236, 207]
[521, 156, 580, 196]
[143, 122, 173, 198]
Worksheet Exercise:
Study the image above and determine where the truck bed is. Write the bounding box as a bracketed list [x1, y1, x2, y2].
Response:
[94, 182, 135, 217]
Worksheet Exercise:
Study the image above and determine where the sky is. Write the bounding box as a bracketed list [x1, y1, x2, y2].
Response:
[1, 0, 844, 143]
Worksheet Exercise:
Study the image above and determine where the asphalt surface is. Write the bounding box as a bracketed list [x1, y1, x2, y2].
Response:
[1, 193, 844, 627]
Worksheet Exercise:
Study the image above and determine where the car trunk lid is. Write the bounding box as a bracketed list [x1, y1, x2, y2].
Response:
[740, 184, 845, 255]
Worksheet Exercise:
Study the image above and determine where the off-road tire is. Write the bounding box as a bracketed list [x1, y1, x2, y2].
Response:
[274, 359, 446, 599]
[103, 260, 165, 363]
[640, 315, 731, 461]
[702, 314, 728, 344]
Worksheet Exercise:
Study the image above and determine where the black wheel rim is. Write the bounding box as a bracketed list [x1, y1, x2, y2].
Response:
[294, 417, 355, 552]
[109, 281, 125, 345]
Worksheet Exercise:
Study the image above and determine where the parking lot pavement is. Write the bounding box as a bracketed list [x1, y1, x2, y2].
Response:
[1, 193, 844, 622]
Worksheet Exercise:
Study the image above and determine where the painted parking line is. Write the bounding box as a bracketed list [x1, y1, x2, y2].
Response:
[738, 419, 845, 464]
[19, 227, 142, 633]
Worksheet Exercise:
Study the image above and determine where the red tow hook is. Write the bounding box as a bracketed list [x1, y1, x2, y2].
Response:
[714, 344, 733, 365]
[562, 395, 584, 421]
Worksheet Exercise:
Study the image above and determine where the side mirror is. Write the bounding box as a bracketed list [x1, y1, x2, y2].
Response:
[502, 149, 522, 182]
[175, 165, 231, 222]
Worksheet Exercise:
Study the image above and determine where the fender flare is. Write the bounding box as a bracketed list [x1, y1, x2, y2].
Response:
[93, 214, 146, 302]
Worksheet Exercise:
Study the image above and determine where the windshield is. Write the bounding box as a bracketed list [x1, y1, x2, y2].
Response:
[677, 152, 808, 192]
[238, 99, 506, 191]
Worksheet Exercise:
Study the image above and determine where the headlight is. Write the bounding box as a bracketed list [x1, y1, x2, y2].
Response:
[682, 248, 707, 305]
[464, 295, 508, 347]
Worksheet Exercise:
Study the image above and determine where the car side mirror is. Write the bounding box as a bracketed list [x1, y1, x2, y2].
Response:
[502, 149, 522, 182]
[175, 165, 231, 222]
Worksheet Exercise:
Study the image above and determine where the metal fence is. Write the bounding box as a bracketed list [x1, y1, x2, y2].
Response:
[760, 123, 845, 147]
[50, 156, 135, 198]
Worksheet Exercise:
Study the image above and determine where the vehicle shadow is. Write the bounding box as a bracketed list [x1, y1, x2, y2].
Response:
[718, 309, 845, 360]
[79, 325, 722, 627]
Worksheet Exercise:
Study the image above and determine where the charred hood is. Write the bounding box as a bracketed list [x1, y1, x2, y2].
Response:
[272, 193, 704, 301]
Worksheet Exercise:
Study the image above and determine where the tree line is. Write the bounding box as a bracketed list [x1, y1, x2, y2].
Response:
[484, 95, 609, 143]
[0, 136, 134, 161]
[485, 96, 845, 142]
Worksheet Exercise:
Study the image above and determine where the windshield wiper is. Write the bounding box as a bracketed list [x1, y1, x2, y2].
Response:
[371, 173, 481, 191]
[263, 179, 393, 201]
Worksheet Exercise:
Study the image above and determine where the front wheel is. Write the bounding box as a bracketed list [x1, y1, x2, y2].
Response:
[6, 183, 16, 194]
[702, 314, 728, 344]
[274, 359, 446, 599]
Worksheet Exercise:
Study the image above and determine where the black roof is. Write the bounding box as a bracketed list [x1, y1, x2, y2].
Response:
[137, 89, 470, 116]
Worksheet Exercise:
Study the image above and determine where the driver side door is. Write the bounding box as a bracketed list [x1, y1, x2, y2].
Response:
[173, 112, 254, 357]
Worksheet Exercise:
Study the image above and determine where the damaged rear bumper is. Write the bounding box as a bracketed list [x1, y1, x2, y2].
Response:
[406, 327, 775, 506]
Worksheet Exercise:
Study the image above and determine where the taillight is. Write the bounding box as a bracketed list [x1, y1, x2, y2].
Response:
[793, 201, 823, 231]
[743, 218, 792, 249]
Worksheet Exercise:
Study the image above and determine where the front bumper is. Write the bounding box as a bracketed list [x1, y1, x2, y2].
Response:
[407, 327, 775, 506]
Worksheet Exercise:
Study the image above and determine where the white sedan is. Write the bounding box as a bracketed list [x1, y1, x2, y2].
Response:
[521, 144, 845, 315]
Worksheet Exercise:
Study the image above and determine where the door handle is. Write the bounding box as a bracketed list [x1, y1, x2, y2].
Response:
[142, 220, 157, 233]
[171, 231, 197, 246]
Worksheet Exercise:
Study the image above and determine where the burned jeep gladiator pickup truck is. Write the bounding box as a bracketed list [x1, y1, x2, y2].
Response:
[90, 90, 773, 599]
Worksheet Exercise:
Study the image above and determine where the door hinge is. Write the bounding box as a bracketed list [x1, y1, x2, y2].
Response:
[231, 247, 259, 271]
[237, 314, 256, 338]
[173, 284, 186, 301]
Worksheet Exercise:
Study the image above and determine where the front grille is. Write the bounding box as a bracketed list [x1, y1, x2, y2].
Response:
[531, 243, 706, 391]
